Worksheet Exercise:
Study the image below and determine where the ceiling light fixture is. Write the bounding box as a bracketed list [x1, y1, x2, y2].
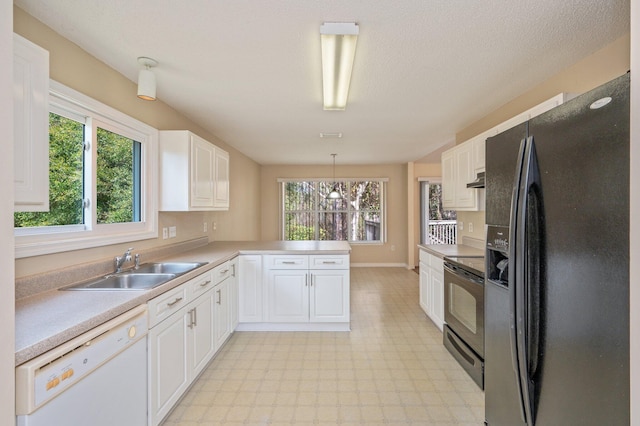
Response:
[137, 57, 158, 101]
[320, 22, 359, 111]
[327, 153, 343, 199]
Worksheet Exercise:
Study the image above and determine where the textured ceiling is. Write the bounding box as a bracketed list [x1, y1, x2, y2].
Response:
[14, 0, 629, 165]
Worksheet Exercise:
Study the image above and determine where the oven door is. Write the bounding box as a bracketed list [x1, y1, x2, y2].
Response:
[443, 263, 484, 357]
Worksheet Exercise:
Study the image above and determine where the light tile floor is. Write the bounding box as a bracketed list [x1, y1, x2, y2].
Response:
[163, 267, 484, 425]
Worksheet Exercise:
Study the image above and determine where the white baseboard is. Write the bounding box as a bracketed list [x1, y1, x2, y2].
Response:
[350, 263, 409, 268]
[236, 322, 351, 332]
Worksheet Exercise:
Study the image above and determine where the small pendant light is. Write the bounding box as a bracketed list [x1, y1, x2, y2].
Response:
[327, 153, 342, 199]
[137, 57, 158, 101]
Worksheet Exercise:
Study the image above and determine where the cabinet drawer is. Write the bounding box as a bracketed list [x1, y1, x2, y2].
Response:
[212, 261, 231, 284]
[265, 255, 308, 269]
[188, 270, 214, 300]
[309, 255, 349, 269]
[430, 256, 444, 273]
[419, 249, 431, 266]
[148, 284, 188, 328]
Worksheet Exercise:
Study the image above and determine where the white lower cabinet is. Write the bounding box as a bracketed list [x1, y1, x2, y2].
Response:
[267, 269, 309, 322]
[148, 262, 234, 426]
[214, 277, 231, 349]
[309, 269, 350, 322]
[238, 255, 263, 322]
[418, 249, 445, 331]
[229, 257, 239, 331]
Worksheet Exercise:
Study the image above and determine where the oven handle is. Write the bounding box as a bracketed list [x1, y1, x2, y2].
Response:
[443, 263, 484, 285]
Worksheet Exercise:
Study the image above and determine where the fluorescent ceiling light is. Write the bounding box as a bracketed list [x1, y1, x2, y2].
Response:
[320, 22, 359, 111]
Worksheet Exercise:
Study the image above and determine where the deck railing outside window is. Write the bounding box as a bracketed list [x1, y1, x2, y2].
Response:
[428, 220, 457, 244]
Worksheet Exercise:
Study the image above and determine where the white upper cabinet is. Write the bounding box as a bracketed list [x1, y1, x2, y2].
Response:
[159, 130, 229, 211]
[13, 34, 49, 212]
[442, 93, 574, 211]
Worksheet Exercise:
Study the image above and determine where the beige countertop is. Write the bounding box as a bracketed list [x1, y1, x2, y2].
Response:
[15, 240, 351, 366]
[417, 243, 485, 259]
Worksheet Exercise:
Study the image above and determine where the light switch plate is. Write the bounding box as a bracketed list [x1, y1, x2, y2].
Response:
[169, 226, 176, 238]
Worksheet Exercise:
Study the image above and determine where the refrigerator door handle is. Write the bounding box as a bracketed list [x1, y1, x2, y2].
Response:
[515, 136, 541, 425]
[508, 138, 528, 423]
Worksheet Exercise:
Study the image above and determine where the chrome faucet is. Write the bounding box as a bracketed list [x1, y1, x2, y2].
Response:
[114, 247, 134, 273]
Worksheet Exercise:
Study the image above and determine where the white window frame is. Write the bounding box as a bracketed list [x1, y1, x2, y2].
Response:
[278, 178, 387, 244]
[15, 80, 158, 258]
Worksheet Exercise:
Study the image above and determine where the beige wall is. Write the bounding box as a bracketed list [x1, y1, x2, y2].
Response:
[14, 7, 262, 278]
[260, 164, 408, 266]
[457, 34, 630, 143]
[1, 1, 15, 422]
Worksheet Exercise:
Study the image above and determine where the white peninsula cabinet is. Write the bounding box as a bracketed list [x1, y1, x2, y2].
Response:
[159, 130, 229, 211]
[237, 253, 350, 331]
[148, 261, 233, 426]
[419, 249, 445, 331]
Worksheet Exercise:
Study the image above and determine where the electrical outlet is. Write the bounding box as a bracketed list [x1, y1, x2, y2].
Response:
[390, 244, 396, 251]
[458, 221, 464, 230]
[169, 226, 176, 238]
[203, 222, 208, 232]
[469, 222, 474, 232]
[213, 222, 217, 231]
[162, 227, 168, 239]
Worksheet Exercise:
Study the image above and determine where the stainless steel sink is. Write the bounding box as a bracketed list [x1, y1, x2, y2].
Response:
[64, 273, 176, 291]
[62, 261, 207, 291]
[130, 262, 207, 275]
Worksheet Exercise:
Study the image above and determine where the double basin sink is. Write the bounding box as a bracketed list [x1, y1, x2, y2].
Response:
[63, 262, 207, 291]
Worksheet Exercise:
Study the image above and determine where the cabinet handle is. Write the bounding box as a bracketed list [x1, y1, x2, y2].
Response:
[200, 280, 212, 287]
[193, 307, 197, 327]
[221, 269, 230, 274]
[217, 289, 221, 304]
[322, 261, 337, 264]
[310, 274, 314, 287]
[187, 308, 194, 328]
[231, 264, 236, 277]
[167, 297, 183, 307]
[282, 261, 296, 264]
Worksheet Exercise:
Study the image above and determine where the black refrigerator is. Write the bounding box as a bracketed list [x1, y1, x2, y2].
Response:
[484, 73, 629, 425]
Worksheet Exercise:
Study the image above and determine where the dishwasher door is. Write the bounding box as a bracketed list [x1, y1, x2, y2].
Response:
[16, 305, 148, 426]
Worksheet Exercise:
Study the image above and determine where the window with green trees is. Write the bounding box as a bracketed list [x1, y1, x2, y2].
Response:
[14, 115, 142, 228]
[14, 81, 157, 258]
[282, 180, 384, 242]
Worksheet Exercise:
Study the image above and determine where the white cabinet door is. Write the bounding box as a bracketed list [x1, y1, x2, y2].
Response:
[13, 34, 49, 212]
[213, 148, 230, 210]
[267, 269, 309, 322]
[429, 260, 445, 332]
[419, 261, 431, 315]
[190, 134, 215, 208]
[229, 257, 239, 331]
[214, 279, 230, 349]
[148, 307, 189, 426]
[454, 143, 476, 209]
[309, 269, 350, 322]
[441, 149, 456, 209]
[189, 289, 215, 379]
[239, 255, 263, 322]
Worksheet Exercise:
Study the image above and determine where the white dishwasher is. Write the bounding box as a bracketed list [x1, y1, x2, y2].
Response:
[16, 304, 148, 426]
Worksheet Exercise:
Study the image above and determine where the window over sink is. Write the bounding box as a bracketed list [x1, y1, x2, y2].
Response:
[14, 81, 158, 258]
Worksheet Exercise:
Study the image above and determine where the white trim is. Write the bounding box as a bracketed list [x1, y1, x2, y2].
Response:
[235, 322, 350, 332]
[417, 176, 442, 183]
[15, 80, 158, 258]
[350, 263, 409, 268]
[277, 177, 389, 183]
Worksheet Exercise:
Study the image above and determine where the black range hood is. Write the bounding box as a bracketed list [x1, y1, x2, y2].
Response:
[467, 171, 485, 188]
